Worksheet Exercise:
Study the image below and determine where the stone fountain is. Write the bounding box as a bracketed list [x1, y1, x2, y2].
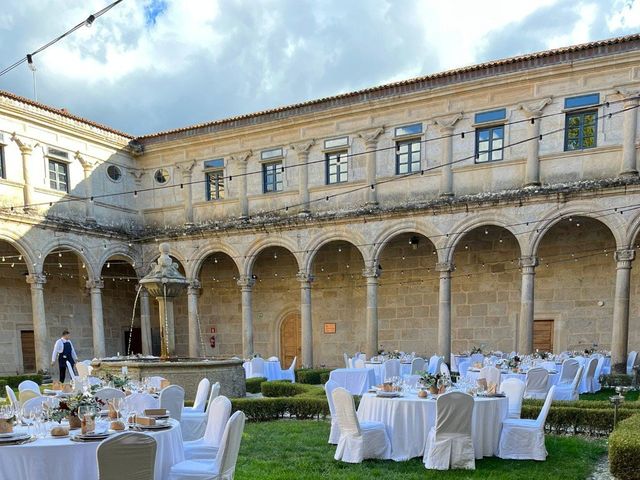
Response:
[91, 243, 246, 399]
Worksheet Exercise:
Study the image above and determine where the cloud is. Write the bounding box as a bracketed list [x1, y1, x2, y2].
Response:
[0, 0, 637, 136]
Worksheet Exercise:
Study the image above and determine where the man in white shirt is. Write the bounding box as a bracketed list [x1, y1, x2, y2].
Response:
[50, 330, 78, 382]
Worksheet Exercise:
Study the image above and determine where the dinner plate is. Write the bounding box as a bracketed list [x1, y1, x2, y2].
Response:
[148, 414, 170, 420]
[0, 433, 30, 443]
[0, 432, 16, 438]
[376, 391, 402, 398]
[134, 423, 171, 430]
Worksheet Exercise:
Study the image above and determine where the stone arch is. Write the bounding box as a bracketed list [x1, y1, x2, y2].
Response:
[0, 230, 37, 275]
[622, 209, 640, 248]
[243, 236, 302, 277]
[189, 243, 243, 279]
[40, 239, 97, 280]
[302, 230, 367, 273]
[371, 220, 441, 262]
[144, 245, 188, 276]
[97, 245, 139, 276]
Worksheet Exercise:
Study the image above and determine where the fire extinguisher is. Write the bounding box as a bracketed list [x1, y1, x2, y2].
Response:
[209, 335, 216, 348]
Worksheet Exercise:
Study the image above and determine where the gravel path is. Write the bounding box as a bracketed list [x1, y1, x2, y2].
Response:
[588, 455, 613, 480]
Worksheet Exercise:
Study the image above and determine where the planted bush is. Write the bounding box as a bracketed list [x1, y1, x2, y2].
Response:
[295, 368, 332, 385]
[609, 414, 640, 479]
[261, 381, 309, 398]
[600, 374, 634, 388]
[246, 377, 267, 394]
[231, 397, 329, 421]
[1, 374, 42, 389]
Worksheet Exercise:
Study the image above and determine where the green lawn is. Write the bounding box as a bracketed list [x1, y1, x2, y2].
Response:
[580, 388, 639, 402]
[235, 420, 606, 480]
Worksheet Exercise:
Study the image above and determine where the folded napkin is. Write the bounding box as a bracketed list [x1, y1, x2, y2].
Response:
[487, 383, 497, 395]
[144, 408, 167, 417]
[476, 378, 488, 390]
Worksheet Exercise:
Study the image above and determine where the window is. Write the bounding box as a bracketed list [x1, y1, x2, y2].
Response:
[324, 136, 349, 149]
[564, 93, 600, 110]
[106, 165, 122, 182]
[326, 151, 348, 184]
[261, 147, 283, 160]
[474, 108, 506, 124]
[475, 125, 504, 163]
[263, 161, 283, 193]
[48, 160, 68, 192]
[206, 171, 224, 200]
[0, 144, 5, 179]
[565, 110, 597, 151]
[154, 168, 170, 184]
[395, 123, 422, 137]
[395, 139, 421, 174]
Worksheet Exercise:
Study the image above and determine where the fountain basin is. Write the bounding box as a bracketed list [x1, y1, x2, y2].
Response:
[92, 358, 246, 399]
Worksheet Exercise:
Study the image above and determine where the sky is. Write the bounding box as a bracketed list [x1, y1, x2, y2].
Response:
[0, 0, 639, 136]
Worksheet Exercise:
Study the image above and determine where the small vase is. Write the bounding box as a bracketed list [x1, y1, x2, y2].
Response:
[67, 414, 81, 429]
[428, 386, 438, 395]
[438, 385, 446, 394]
[0, 419, 13, 434]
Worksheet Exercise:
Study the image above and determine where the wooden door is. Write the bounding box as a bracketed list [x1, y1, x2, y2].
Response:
[533, 320, 554, 352]
[280, 312, 301, 369]
[20, 331, 36, 373]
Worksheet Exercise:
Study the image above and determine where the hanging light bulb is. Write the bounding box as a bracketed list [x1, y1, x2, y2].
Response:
[107, 262, 111, 268]
[338, 246, 342, 253]
[58, 252, 62, 257]
[58, 262, 62, 268]
[10, 263, 14, 268]
[18, 255, 22, 261]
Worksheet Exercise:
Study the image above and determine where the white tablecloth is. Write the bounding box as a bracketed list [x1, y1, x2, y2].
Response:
[357, 393, 508, 461]
[243, 360, 282, 381]
[329, 368, 376, 395]
[0, 419, 185, 480]
[466, 370, 561, 387]
[364, 363, 412, 384]
[450, 355, 469, 373]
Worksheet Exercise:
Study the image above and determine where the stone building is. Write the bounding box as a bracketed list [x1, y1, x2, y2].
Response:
[1, 35, 640, 375]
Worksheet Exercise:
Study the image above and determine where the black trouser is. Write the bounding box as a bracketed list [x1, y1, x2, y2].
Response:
[58, 359, 75, 382]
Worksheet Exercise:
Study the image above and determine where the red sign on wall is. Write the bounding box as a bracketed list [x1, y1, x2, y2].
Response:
[210, 327, 216, 334]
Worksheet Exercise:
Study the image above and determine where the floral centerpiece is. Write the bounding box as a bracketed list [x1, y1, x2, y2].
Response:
[507, 356, 521, 372]
[470, 345, 484, 355]
[101, 371, 130, 390]
[532, 350, 551, 360]
[50, 392, 102, 428]
[418, 371, 445, 394]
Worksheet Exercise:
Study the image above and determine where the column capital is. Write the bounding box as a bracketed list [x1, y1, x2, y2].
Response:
[237, 275, 256, 289]
[616, 88, 640, 103]
[359, 127, 385, 146]
[10, 133, 36, 153]
[187, 279, 201, 295]
[434, 113, 463, 133]
[435, 262, 454, 273]
[26, 273, 47, 286]
[86, 279, 104, 290]
[519, 97, 553, 117]
[229, 150, 252, 163]
[615, 249, 636, 266]
[362, 265, 381, 279]
[519, 255, 539, 269]
[290, 140, 315, 154]
[297, 271, 315, 284]
[138, 287, 149, 297]
[175, 160, 197, 179]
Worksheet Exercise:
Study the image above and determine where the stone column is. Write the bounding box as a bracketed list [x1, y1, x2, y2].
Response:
[437, 262, 454, 362]
[231, 151, 252, 219]
[617, 89, 639, 177]
[187, 279, 201, 358]
[176, 160, 196, 224]
[297, 271, 314, 367]
[26, 273, 49, 372]
[358, 128, 384, 205]
[612, 249, 635, 373]
[434, 114, 462, 197]
[518, 256, 538, 354]
[363, 265, 381, 357]
[520, 98, 551, 186]
[75, 152, 96, 222]
[86, 279, 106, 359]
[291, 141, 314, 214]
[139, 288, 152, 356]
[10, 134, 35, 209]
[237, 275, 256, 358]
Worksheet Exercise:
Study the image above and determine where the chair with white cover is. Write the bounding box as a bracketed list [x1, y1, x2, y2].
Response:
[324, 379, 340, 444]
[267, 356, 279, 362]
[558, 359, 579, 385]
[580, 357, 598, 394]
[168, 411, 246, 480]
[280, 357, 297, 382]
[627, 351, 638, 375]
[428, 355, 443, 375]
[593, 356, 606, 392]
[540, 361, 556, 372]
[97, 432, 157, 480]
[410, 357, 425, 375]
[383, 359, 400, 380]
[343, 353, 351, 368]
[18, 380, 40, 393]
[124, 393, 157, 414]
[75, 362, 91, 378]
[95, 387, 126, 405]
[470, 353, 484, 365]
[479, 366, 501, 390]
[184, 396, 232, 460]
[498, 385, 556, 460]
[423, 391, 475, 470]
[22, 396, 57, 415]
[18, 388, 40, 404]
[553, 366, 583, 401]
[458, 360, 471, 379]
[353, 359, 365, 369]
[5, 385, 19, 409]
[248, 357, 265, 378]
[184, 378, 211, 414]
[332, 387, 390, 463]
[499, 378, 525, 419]
[523, 368, 550, 400]
[160, 385, 185, 422]
[66, 361, 78, 383]
[206, 382, 221, 411]
[147, 376, 167, 389]
[440, 362, 451, 378]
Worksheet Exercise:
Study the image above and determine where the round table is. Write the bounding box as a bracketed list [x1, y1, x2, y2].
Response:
[0, 419, 185, 480]
[365, 362, 413, 384]
[466, 369, 561, 386]
[357, 392, 508, 461]
[243, 360, 282, 381]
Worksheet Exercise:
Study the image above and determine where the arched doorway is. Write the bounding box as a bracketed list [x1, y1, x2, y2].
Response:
[280, 311, 301, 368]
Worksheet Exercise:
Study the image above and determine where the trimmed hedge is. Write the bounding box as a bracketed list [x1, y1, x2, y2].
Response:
[610, 414, 640, 479]
[319, 372, 330, 384]
[600, 374, 634, 388]
[295, 368, 332, 385]
[522, 404, 637, 435]
[246, 377, 267, 394]
[261, 381, 309, 398]
[231, 397, 330, 421]
[523, 398, 640, 411]
[1, 374, 42, 389]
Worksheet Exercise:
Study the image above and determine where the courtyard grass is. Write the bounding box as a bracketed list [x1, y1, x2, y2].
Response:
[579, 387, 639, 402]
[235, 420, 606, 480]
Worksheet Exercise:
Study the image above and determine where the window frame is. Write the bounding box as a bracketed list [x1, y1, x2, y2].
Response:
[325, 150, 348, 185]
[262, 160, 284, 193]
[205, 169, 225, 201]
[0, 142, 5, 180]
[395, 137, 422, 175]
[48, 159, 69, 193]
[564, 109, 598, 151]
[475, 124, 505, 164]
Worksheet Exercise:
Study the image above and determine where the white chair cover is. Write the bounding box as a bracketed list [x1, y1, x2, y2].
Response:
[280, 357, 296, 382]
[75, 363, 91, 378]
[168, 411, 246, 480]
[332, 387, 391, 463]
[95, 387, 126, 405]
[470, 353, 484, 365]
[580, 358, 598, 394]
[428, 356, 443, 375]
[22, 396, 56, 415]
[343, 353, 351, 369]
[554, 366, 583, 401]
[479, 366, 501, 389]
[124, 393, 157, 414]
[147, 376, 167, 389]
[267, 356, 279, 361]
[558, 359, 579, 385]
[440, 362, 451, 378]
[499, 378, 525, 419]
[18, 380, 40, 392]
[353, 359, 365, 369]
[410, 357, 425, 375]
[66, 361, 78, 382]
[160, 385, 185, 422]
[593, 356, 606, 392]
[627, 351, 638, 375]
[249, 358, 265, 378]
[184, 396, 232, 460]
[88, 376, 103, 386]
[523, 368, 549, 400]
[458, 360, 470, 379]
[540, 361, 556, 372]
[383, 359, 400, 380]
[423, 391, 475, 470]
[325, 379, 341, 444]
[18, 388, 41, 404]
[187, 378, 211, 413]
[5, 385, 19, 409]
[498, 385, 556, 460]
[97, 432, 157, 480]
